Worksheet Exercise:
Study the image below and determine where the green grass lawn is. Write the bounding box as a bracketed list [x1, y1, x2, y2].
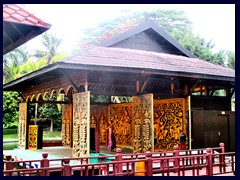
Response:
[3, 131, 61, 150]
[3, 131, 61, 140]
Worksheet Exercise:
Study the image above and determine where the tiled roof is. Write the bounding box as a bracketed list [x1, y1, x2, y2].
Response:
[3, 4, 51, 28]
[3, 4, 51, 54]
[98, 20, 196, 58]
[61, 46, 235, 79]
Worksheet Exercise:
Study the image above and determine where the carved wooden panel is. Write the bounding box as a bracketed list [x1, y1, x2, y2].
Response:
[154, 98, 187, 151]
[132, 96, 142, 153]
[132, 94, 154, 153]
[28, 125, 38, 150]
[90, 105, 108, 145]
[141, 94, 154, 153]
[109, 103, 132, 147]
[72, 92, 90, 158]
[18, 103, 27, 148]
[62, 104, 72, 146]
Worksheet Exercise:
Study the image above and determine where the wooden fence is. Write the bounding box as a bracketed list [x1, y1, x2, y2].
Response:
[3, 143, 235, 176]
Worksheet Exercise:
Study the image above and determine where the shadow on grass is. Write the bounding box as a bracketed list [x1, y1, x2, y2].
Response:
[3, 142, 18, 150]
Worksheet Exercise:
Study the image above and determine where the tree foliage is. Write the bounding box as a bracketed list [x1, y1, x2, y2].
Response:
[76, 9, 234, 67]
[32, 32, 63, 65]
[226, 51, 235, 69]
[38, 93, 62, 131]
[3, 46, 28, 83]
[3, 91, 19, 128]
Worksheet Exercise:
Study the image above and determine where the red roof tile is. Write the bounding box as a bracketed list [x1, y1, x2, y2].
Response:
[3, 4, 51, 28]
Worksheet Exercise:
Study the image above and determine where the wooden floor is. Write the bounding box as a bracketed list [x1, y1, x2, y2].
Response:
[3, 145, 133, 161]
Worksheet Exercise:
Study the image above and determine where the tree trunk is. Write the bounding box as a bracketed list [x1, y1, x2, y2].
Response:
[34, 103, 38, 125]
[50, 118, 53, 132]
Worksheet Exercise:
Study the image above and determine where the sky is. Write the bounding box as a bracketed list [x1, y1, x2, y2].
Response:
[22, 4, 235, 54]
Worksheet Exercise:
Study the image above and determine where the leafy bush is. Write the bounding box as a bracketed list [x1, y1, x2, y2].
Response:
[3, 91, 19, 128]
[3, 128, 18, 135]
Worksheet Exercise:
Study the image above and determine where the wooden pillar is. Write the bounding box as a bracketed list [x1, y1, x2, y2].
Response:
[132, 94, 154, 153]
[62, 104, 72, 147]
[72, 91, 90, 157]
[18, 103, 28, 149]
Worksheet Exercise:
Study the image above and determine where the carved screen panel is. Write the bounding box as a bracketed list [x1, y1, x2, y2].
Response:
[90, 105, 108, 145]
[154, 98, 187, 151]
[132, 94, 154, 153]
[62, 104, 72, 146]
[18, 103, 28, 148]
[141, 94, 154, 153]
[109, 103, 132, 147]
[72, 92, 90, 158]
[28, 125, 38, 150]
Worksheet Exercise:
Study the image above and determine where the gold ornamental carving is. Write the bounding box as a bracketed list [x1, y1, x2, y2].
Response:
[109, 103, 132, 147]
[90, 105, 108, 145]
[72, 92, 90, 158]
[154, 98, 187, 151]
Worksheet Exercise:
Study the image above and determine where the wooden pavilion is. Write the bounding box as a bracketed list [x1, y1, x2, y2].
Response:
[3, 20, 235, 157]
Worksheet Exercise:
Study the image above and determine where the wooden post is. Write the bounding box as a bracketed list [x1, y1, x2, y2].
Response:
[63, 158, 71, 176]
[219, 143, 226, 173]
[116, 148, 123, 175]
[41, 153, 49, 176]
[173, 145, 180, 174]
[5, 155, 13, 176]
[206, 148, 213, 176]
[145, 151, 153, 176]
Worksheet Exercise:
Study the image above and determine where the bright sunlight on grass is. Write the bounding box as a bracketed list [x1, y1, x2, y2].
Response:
[3, 131, 61, 140]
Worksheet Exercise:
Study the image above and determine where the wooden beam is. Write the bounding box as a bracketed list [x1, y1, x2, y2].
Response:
[60, 69, 79, 92]
[140, 75, 151, 94]
[30, 100, 71, 104]
[17, 91, 26, 102]
[190, 79, 200, 94]
[136, 80, 140, 93]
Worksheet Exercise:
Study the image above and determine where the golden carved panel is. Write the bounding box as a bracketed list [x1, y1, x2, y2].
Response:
[90, 105, 108, 145]
[109, 103, 132, 147]
[72, 92, 90, 158]
[28, 125, 38, 150]
[62, 104, 72, 146]
[18, 103, 27, 148]
[141, 94, 154, 153]
[154, 98, 187, 151]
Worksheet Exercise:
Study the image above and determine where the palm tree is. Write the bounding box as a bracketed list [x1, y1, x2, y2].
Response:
[3, 46, 28, 84]
[33, 32, 62, 65]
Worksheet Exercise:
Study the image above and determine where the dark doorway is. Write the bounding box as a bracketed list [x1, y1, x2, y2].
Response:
[192, 110, 232, 152]
[90, 128, 96, 152]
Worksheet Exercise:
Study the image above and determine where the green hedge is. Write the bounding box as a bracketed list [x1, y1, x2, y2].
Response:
[3, 128, 18, 135]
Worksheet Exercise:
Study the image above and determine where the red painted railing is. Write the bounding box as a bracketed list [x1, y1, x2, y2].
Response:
[3, 143, 235, 176]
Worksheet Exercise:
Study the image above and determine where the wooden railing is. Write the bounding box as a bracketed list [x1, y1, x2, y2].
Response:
[3, 143, 235, 176]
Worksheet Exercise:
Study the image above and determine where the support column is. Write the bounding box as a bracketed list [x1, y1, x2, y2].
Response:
[18, 103, 28, 149]
[62, 104, 72, 147]
[72, 91, 90, 157]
